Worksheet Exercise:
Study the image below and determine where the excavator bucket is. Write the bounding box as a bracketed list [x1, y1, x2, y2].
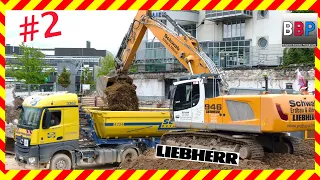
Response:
[96, 73, 119, 105]
[95, 70, 133, 105]
[5, 123, 15, 155]
[6, 137, 15, 155]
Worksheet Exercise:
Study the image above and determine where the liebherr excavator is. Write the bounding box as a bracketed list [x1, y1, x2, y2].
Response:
[97, 10, 315, 160]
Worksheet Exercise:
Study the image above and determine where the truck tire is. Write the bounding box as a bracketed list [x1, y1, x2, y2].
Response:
[121, 148, 138, 162]
[50, 153, 72, 170]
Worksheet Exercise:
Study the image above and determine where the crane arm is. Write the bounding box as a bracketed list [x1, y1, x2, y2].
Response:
[114, 11, 150, 72]
[114, 11, 228, 89]
[96, 11, 228, 103]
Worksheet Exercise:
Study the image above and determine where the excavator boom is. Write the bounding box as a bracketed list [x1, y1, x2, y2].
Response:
[96, 11, 229, 102]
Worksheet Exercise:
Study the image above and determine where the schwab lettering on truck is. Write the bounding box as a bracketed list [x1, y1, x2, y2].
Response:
[289, 100, 314, 121]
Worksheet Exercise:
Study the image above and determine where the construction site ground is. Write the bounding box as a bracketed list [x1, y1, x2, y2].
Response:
[6, 139, 314, 170]
[5, 155, 117, 170]
[118, 140, 315, 170]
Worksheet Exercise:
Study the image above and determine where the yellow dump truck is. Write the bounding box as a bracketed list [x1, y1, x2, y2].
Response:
[14, 93, 179, 169]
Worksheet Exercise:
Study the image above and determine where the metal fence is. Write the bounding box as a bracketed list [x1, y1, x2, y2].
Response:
[10, 83, 169, 104]
[133, 44, 285, 72]
[12, 83, 96, 97]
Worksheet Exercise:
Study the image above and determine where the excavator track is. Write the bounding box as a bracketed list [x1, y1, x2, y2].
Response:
[160, 131, 264, 161]
[284, 136, 307, 156]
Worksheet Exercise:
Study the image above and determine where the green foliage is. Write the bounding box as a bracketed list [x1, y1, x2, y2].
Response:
[57, 66, 71, 89]
[6, 43, 54, 84]
[98, 53, 115, 76]
[81, 67, 94, 87]
[129, 65, 138, 73]
[282, 10, 316, 66]
[283, 48, 315, 66]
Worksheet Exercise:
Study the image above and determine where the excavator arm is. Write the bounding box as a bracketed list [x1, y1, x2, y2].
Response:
[96, 10, 228, 101]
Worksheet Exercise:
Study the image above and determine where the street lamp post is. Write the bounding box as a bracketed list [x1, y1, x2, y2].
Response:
[263, 72, 268, 92]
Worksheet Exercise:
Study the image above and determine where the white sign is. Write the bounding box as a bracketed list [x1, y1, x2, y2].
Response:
[82, 84, 90, 90]
[155, 144, 240, 166]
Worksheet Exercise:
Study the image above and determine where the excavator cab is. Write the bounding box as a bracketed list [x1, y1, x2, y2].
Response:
[169, 74, 222, 125]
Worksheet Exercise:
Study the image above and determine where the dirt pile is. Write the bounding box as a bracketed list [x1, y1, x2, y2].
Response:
[6, 97, 23, 124]
[119, 140, 315, 170]
[5, 97, 24, 138]
[104, 74, 139, 111]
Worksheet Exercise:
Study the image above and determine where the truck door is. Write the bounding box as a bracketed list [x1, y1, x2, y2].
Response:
[39, 108, 64, 147]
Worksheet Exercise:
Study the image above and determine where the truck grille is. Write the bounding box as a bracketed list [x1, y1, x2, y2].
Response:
[15, 136, 30, 154]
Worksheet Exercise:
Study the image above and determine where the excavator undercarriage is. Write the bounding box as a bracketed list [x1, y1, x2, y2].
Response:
[160, 131, 305, 160]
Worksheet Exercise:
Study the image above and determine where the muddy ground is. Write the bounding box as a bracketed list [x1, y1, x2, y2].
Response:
[119, 140, 315, 170]
[5, 155, 116, 170]
[6, 140, 314, 170]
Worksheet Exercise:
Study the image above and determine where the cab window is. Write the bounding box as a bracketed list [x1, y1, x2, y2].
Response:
[204, 79, 220, 98]
[42, 111, 62, 128]
[173, 82, 200, 111]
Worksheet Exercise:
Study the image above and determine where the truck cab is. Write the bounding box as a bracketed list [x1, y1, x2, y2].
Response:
[15, 93, 80, 169]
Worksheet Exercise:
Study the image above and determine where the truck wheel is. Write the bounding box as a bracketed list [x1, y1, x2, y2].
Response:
[50, 154, 71, 170]
[121, 148, 138, 162]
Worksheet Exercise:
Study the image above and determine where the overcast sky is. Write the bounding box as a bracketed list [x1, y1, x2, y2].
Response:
[6, 11, 155, 55]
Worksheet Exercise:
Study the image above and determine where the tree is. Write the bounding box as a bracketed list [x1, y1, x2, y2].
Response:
[98, 53, 115, 76]
[129, 65, 138, 73]
[81, 67, 94, 87]
[57, 66, 71, 90]
[6, 43, 53, 85]
[283, 48, 314, 66]
[282, 10, 316, 66]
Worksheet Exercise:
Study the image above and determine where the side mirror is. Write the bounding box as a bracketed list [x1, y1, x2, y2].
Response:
[168, 91, 171, 99]
[168, 85, 176, 99]
[43, 110, 52, 129]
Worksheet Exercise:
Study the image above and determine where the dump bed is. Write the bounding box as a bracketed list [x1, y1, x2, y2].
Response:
[85, 108, 177, 139]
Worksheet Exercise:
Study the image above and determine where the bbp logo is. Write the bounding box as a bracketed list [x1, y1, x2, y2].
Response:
[282, 13, 317, 48]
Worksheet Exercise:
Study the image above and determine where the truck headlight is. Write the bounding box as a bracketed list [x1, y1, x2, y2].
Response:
[28, 157, 36, 164]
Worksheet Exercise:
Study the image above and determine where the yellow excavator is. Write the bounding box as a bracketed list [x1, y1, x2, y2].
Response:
[96, 10, 314, 160]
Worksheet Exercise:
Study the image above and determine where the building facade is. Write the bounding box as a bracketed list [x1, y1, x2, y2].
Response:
[5, 41, 106, 93]
[134, 10, 289, 72]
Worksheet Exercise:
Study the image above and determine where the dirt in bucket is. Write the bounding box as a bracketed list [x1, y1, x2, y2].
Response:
[104, 74, 139, 111]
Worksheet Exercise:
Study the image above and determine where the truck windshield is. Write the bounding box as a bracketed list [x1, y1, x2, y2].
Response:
[18, 107, 43, 130]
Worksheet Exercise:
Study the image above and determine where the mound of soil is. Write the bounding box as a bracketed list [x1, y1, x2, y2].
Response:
[104, 75, 139, 111]
[6, 97, 24, 124]
[119, 140, 315, 170]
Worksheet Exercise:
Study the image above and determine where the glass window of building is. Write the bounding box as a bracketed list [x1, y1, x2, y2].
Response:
[182, 24, 197, 38]
[258, 37, 268, 48]
[199, 39, 251, 68]
[223, 20, 245, 41]
[258, 10, 268, 18]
